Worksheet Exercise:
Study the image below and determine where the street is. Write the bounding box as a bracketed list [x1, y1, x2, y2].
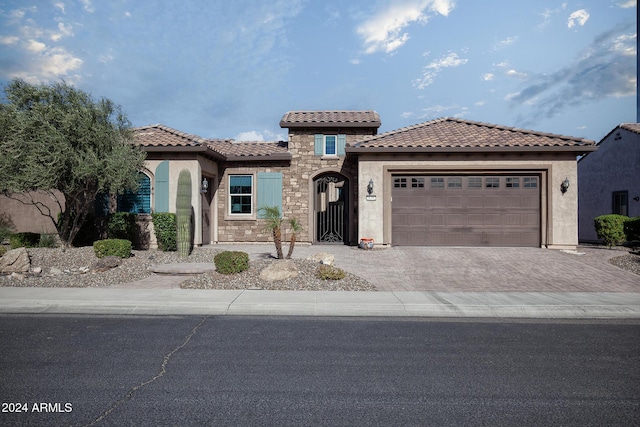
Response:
[1, 315, 639, 426]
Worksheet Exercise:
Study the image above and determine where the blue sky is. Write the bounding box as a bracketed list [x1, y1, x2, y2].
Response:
[0, 0, 636, 142]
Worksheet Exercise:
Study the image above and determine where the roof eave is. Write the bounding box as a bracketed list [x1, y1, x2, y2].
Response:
[140, 145, 226, 161]
[225, 153, 292, 162]
[279, 121, 381, 129]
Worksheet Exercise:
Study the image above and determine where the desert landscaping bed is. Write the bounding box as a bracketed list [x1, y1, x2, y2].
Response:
[0, 246, 376, 291]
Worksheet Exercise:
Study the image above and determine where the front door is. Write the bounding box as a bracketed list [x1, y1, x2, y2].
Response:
[314, 174, 348, 243]
[201, 177, 213, 245]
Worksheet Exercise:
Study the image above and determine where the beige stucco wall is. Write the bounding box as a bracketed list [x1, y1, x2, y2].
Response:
[356, 153, 580, 249]
[0, 190, 63, 235]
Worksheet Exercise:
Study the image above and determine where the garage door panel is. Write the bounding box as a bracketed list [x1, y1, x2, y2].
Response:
[392, 174, 540, 247]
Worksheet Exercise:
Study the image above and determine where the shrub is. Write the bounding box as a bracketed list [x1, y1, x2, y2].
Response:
[316, 264, 345, 280]
[594, 214, 628, 247]
[38, 233, 58, 248]
[108, 212, 137, 241]
[152, 213, 177, 251]
[214, 251, 249, 274]
[10, 232, 40, 249]
[624, 217, 640, 243]
[93, 239, 132, 258]
[0, 246, 7, 257]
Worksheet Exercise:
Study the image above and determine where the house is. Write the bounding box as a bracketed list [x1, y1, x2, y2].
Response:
[578, 123, 640, 243]
[1, 111, 597, 249]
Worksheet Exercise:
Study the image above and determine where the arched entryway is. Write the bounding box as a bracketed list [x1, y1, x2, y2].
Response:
[313, 173, 349, 244]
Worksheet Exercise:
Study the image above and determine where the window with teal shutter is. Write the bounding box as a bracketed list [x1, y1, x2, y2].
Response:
[154, 161, 169, 212]
[117, 172, 151, 214]
[257, 172, 283, 218]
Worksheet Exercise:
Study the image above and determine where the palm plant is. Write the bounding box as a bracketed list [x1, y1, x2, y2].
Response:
[286, 217, 302, 259]
[259, 205, 284, 259]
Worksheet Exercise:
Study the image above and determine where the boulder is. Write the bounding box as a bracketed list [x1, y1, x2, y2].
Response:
[306, 252, 335, 266]
[0, 247, 31, 274]
[259, 259, 299, 282]
[91, 256, 122, 273]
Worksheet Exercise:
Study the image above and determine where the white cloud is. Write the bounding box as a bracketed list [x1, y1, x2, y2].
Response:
[54, 2, 65, 13]
[567, 9, 589, 28]
[414, 52, 467, 89]
[26, 39, 46, 52]
[483, 73, 494, 81]
[80, 0, 94, 13]
[0, 36, 20, 45]
[357, 0, 456, 54]
[506, 69, 527, 79]
[50, 22, 73, 41]
[234, 129, 285, 142]
[474, 100, 485, 106]
[617, 0, 636, 8]
[493, 36, 518, 50]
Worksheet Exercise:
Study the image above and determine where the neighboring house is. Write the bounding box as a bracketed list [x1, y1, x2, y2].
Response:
[1, 111, 597, 249]
[578, 123, 640, 243]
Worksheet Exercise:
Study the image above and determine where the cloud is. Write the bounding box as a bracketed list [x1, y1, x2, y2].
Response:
[234, 129, 285, 141]
[567, 9, 589, 28]
[505, 69, 527, 79]
[617, 0, 636, 8]
[80, 0, 94, 13]
[493, 36, 518, 50]
[9, 46, 83, 83]
[0, 36, 20, 45]
[25, 39, 46, 52]
[509, 23, 635, 124]
[54, 2, 65, 14]
[483, 73, 494, 81]
[413, 51, 467, 89]
[357, 0, 456, 54]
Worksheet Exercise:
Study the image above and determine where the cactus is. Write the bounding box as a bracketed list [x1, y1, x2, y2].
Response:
[176, 169, 192, 257]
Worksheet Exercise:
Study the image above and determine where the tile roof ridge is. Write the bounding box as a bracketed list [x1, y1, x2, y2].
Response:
[134, 123, 207, 145]
[449, 118, 593, 143]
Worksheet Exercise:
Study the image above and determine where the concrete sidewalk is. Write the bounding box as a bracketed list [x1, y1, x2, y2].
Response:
[1, 287, 639, 318]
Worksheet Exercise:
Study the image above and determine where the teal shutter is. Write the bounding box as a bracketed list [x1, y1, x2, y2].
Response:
[257, 172, 283, 218]
[314, 134, 323, 156]
[154, 161, 169, 212]
[337, 134, 346, 156]
[118, 173, 151, 214]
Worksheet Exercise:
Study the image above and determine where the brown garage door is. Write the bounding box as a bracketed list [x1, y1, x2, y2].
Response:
[392, 175, 540, 246]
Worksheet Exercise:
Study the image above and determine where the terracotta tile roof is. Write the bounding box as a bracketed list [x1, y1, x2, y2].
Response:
[280, 110, 381, 128]
[619, 123, 640, 134]
[133, 125, 291, 161]
[350, 118, 595, 151]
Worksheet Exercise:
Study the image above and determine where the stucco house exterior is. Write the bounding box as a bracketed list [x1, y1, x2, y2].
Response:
[578, 123, 640, 243]
[2, 111, 597, 249]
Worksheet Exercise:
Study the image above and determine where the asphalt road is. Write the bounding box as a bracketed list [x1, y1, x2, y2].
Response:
[1, 315, 639, 426]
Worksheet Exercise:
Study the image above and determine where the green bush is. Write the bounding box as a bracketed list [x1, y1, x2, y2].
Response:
[0, 246, 7, 257]
[10, 232, 40, 249]
[316, 264, 345, 280]
[107, 212, 137, 241]
[594, 214, 628, 247]
[624, 217, 640, 242]
[214, 251, 249, 274]
[38, 233, 58, 248]
[93, 239, 132, 258]
[152, 213, 177, 251]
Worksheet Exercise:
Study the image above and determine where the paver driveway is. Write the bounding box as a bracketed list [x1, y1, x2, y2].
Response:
[215, 244, 639, 293]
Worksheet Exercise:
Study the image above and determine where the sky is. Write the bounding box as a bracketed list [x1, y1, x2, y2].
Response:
[0, 0, 636, 143]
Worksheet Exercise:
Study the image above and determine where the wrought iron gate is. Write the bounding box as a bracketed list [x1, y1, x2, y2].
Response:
[314, 175, 347, 243]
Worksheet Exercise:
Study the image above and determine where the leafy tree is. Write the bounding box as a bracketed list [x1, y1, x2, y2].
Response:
[0, 79, 146, 248]
[286, 217, 302, 259]
[259, 205, 284, 259]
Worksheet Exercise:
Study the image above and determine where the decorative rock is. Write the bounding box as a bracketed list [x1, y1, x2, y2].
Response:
[91, 256, 122, 273]
[0, 247, 31, 273]
[10, 272, 25, 280]
[306, 252, 335, 265]
[31, 267, 42, 276]
[49, 267, 63, 275]
[259, 260, 299, 282]
[79, 267, 90, 274]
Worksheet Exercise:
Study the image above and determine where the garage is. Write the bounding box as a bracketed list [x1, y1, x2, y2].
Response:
[392, 174, 541, 246]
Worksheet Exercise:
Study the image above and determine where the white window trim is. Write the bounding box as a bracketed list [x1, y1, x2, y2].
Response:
[227, 173, 256, 220]
[323, 135, 338, 157]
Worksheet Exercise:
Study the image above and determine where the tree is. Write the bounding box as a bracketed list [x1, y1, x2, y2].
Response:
[286, 217, 302, 259]
[0, 79, 146, 248]
[259, 205, 284, 259]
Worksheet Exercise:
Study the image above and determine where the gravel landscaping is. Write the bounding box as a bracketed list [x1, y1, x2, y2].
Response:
[0, 246, 376, 291]
[608, 252, 640, 276]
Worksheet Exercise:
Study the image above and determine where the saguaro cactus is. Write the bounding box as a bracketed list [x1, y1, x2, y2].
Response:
[176, 169, 192, 257]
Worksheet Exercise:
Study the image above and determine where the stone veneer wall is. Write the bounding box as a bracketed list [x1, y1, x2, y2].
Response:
[215, 127, 375, 244]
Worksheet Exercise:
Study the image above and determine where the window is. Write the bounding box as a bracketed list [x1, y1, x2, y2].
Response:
[468, 177, 482, 188]
[430, 177, 444, 188]
[411, 177, 425, 188]
[394, 178, 407, 188]
[324, 135, 337, 155]
[229, 175, 253, 215]
[523, 177, 538, 188]
[612, 191, 628, 216]
[448, 178, 462, 188]
[506, 177, 520, 188]
[117, 172, 151, 214]
[485, 177, 500, 188]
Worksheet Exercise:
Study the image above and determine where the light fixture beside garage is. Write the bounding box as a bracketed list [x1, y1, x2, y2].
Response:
[366, 178, 376, 201]
[200, 177, 209, 193]
[561, 177, 570, 194]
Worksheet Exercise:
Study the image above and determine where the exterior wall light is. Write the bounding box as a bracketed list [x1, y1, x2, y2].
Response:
[560, 177, 570, 194]
[367, 178, 374, 195]
[200, 177, 209, 193]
